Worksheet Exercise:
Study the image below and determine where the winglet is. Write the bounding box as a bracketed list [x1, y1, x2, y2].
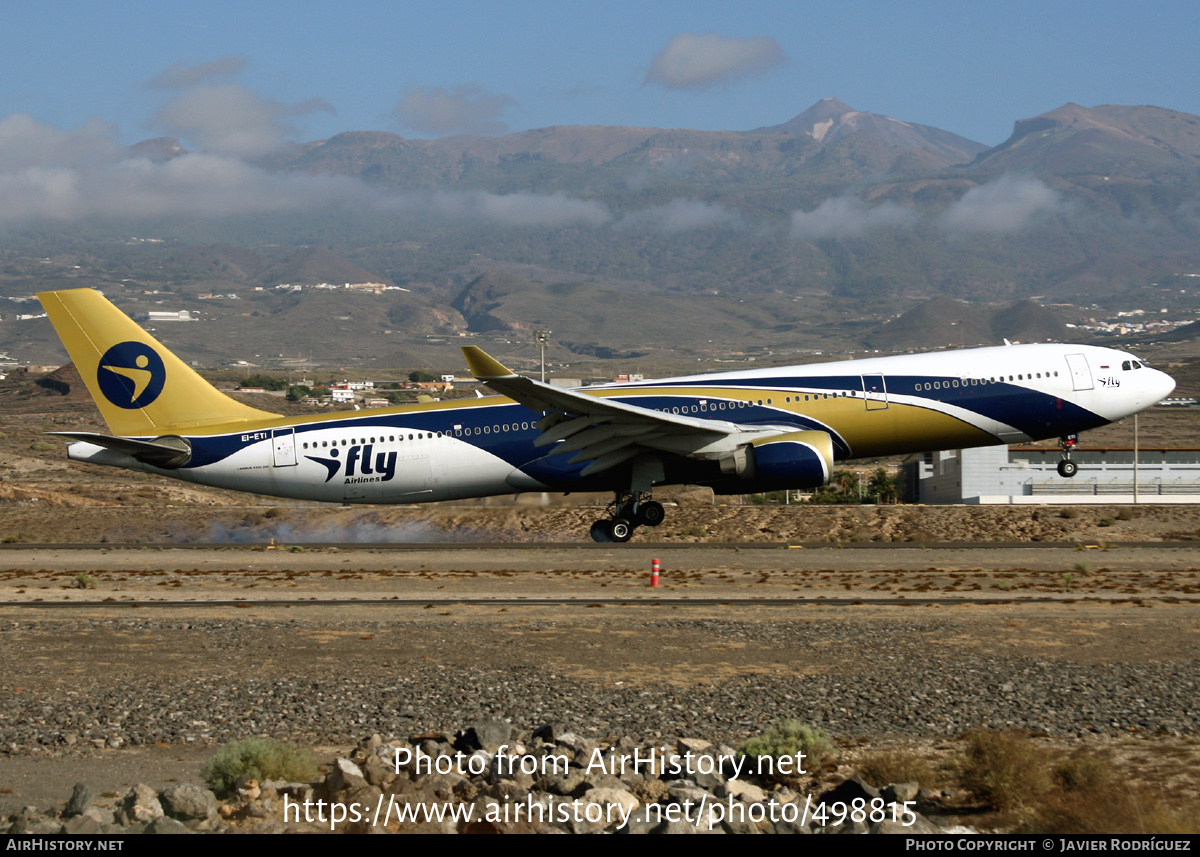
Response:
[462, 346, 518, 380]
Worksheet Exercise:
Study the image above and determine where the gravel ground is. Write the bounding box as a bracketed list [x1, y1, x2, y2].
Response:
[2, 544, 1199, 819]
[4, 610, 1197, 752]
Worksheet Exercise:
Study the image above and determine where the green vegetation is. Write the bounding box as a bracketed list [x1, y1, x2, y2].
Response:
[201, 737, 318, 797]
[73, 573, 97, 590]
[739, 720, 834, 772]
[239, 374, 288, 391]
[806, 468, 900, 505]
[747, 491, 790, 505]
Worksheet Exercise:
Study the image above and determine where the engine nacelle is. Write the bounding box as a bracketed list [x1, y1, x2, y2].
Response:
[734, 430, 834, 491]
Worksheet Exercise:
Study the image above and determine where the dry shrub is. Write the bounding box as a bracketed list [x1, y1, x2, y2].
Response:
[1023, 751, 1200, 834]
[857, 747, 939, 789]
[959, 729, 1053, 811]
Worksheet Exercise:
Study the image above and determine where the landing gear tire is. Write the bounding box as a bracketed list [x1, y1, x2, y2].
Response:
[590, 520, 613, 543]
[1057, 459, 1078, 478]
[636, 501, 665, 527]
[609, 518, 634, 543]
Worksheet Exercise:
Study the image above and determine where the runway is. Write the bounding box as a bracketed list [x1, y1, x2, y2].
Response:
[1, 542, 1197, 607]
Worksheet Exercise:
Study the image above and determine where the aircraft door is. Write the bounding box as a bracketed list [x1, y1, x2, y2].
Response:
[272, 428, 297, 467]
[861, 374, 888, 410]
[1065, 354, 1094, 391]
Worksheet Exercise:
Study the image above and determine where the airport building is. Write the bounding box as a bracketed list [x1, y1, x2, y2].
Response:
[134, 310, 196, 322]
[908, 445, 1200, 504]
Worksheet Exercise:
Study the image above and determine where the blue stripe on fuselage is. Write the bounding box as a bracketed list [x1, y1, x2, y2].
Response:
[175, 375, 1104, 473]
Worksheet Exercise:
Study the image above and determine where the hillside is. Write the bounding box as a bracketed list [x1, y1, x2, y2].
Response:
[970, 103, 1200, 177]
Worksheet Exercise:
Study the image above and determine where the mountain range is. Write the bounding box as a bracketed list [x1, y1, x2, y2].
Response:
[5, 98, 1200, 369]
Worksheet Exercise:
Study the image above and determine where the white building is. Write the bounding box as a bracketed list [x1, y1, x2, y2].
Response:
[135, 310, 195, 322]
[909, 445, 1200, 504]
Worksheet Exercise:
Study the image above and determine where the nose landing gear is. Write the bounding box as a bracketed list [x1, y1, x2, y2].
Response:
[1057, 434, 1078, 478]
[589, 491, 665, 542]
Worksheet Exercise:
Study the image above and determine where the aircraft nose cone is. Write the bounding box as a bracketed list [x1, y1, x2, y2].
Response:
[1151, 368, 1176, 403]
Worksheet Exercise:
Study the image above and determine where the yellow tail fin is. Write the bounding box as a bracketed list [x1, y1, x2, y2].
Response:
[38, 289, 280, 436]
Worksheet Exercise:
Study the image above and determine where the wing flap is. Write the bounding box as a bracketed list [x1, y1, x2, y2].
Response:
[463, 346, 734, 435]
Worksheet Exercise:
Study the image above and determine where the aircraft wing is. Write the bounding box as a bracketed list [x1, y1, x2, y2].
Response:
[462, 346, 766, 477]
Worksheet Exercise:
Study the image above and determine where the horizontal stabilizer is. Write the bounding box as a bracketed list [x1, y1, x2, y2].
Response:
[49, 431, 192, 469]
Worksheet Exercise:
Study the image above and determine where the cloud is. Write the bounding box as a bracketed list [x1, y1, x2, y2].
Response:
[0, 151, 373, 224]
[0, 113, 609, 228]
[154, 83, 333, 158]
[646, 33, 784, 90]
[789, 196, 916, 240]
[394, 85, 517, 137]
[939, 175, 1063, 234]
[147, 56, 248, 89]
[153, 83, 334, 158]
[420, 190, 610, 226]
[618, 198, 738, 233]
[0, 114, 124, 171]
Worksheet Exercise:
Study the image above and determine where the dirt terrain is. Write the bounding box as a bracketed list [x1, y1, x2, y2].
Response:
[2, 540, 1199, 824]
[1, 375, 1199, 830]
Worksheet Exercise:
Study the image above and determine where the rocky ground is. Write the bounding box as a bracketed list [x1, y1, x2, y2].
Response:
[2, 581, 1199, 832]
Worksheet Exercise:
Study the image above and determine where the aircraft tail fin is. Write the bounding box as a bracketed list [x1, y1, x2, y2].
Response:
[38, 289, 281, 437]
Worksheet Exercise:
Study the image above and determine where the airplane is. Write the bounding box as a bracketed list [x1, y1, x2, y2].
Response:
[38, 288, 1175, 543]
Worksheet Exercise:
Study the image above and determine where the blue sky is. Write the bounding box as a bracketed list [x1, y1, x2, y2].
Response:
[5, 0, 1200, 148]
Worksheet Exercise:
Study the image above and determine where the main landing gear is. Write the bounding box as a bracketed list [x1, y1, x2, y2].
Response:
[1057, 434, 1078, 478]
[590, 491, 665, 543]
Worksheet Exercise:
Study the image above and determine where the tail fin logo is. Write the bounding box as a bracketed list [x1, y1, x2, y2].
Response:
[97, 342, 166, 409]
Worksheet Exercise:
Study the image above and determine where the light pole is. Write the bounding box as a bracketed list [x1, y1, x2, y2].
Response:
[534, 329, 551, 383]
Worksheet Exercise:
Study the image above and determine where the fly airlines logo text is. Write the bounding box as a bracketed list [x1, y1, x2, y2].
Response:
[305, 443, 398, 483]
